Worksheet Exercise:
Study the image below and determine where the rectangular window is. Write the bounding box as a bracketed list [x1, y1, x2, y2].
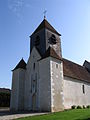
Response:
[31, 75, 33, 93]
[82, 85, 85, 94]
[35, 73, 37, 92]
[56, 64, 58, 68]
[33, 63, 35, 70]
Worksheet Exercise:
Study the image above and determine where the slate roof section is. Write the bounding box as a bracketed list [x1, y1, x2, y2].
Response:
[63, 58, 90, 83]
[41, 46, 62, 60]
[32, 19, 61, 36]
[12, 58, 26, 71]
[83, 60, 90, 73]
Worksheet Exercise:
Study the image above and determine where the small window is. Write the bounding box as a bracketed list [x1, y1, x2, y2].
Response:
[35, 36, 40, 46]
[56, 64, 58, 68]
[31, 75, 33, 93]
[33, 63, 35, 70]
[82, 85, 85, 94]
[35, 73, 37, 92]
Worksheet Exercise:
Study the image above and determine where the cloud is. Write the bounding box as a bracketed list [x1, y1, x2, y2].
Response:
[8, 0, 24, 12]
[8, 0, 24, 23]
[8, 0, 32, 23]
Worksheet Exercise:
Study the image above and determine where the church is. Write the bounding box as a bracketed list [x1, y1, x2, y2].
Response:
[10, 18, 90, 112]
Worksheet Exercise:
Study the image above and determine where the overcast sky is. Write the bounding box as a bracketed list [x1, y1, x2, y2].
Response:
[0, 0, 90, 89]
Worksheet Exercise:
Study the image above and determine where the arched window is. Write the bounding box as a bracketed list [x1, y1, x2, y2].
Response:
[51, 34, 56, 44]
[35, 35, 40, 46]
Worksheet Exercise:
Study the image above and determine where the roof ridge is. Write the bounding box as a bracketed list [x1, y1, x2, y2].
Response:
[40, 46, 62, 60]
[84, 60, 90, 64]
[31, 19, 61, 36]
[63, 58, 84, 68]
[63, 58, 90, 83]
[12, 58, 26, 71]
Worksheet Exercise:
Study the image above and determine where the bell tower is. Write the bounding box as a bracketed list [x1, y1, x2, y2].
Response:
[30, 18, 62, 57]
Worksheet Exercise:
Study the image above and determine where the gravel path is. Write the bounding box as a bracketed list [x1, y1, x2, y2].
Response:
[0, 108, 48, 120]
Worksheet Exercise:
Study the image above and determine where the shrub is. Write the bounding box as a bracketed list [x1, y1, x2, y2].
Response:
[83, 105, 86, 109]
[71, 105, 76, 109]
[77, 106, 82, 109]
[86, 105, 90, 108]
[0, 92, 10, 107]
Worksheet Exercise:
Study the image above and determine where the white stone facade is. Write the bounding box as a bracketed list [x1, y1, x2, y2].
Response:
[63, 76, 90, 109]
[50, 57, 64, 112]
[10, 69, 25, 111]
[10, 47, 90, 112]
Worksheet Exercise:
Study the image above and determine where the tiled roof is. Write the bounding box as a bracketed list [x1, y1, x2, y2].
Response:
[41, 47, 62, 60]
[32, 19, 61, 36]
[63, 58, 90, 83]
[12, 58, 26, 71]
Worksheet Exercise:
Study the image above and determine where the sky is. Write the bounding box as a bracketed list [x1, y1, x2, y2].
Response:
[0, 0, 90, 89]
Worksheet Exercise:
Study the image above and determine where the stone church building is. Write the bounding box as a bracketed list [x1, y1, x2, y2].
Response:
[10, 18, 90, 112]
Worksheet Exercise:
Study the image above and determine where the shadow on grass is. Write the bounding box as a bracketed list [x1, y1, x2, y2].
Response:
[76, 118, 90, 120]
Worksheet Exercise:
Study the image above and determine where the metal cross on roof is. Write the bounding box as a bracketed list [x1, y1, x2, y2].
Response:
[43, 10, 47, 19]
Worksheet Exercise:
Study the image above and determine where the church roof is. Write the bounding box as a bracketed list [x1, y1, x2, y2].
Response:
[12, 58, 26, 71]
[41, 46, 62, 60]
[32, 19, 61, 36]
[83, 60, 90, 73]
[63, 58, 90, 83]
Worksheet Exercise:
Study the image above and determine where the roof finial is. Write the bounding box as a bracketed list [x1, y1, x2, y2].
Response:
[43, 10, 47, 19]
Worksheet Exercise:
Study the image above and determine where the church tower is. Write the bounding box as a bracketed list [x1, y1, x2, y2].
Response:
[30, 18, 62, 57]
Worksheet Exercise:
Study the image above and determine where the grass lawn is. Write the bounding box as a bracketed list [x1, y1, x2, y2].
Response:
[17, 109, 90, 120]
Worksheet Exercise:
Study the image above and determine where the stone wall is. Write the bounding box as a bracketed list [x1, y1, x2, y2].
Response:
[63, 76, 90, 109]
[10, 70, 19, 111]
[10, 69, 25, 111]
[39, 57, 51, 111]
[50, 57, 64, 112]
[18, 69, 25, 110]
[24, 47, 41, 110]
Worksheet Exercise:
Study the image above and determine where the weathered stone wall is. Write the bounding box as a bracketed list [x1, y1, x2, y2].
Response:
[63, 76, 90, 109]
[39, 57, 51, 111]
[50, 57, 64, 112]
[24, 47, 41, 110]
[10, 69, 25, 111]
[18, 69, 25, 110]
[10, 70, 19, 111]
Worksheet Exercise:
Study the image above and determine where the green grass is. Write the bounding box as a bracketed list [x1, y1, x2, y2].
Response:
[17, 109, 90, 120]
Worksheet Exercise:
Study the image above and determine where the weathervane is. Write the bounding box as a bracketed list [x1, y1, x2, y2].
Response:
[43, 10, 47, 19]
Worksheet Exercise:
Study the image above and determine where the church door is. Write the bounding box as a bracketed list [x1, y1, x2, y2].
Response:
[32, 94, 36, 111]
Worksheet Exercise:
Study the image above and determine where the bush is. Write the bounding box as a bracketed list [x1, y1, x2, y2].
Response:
[71, 105, 76, 109]
[86, 105, 90, 108]
[77, 106, 82, 109]
[83, 105, 86, 109]
[0, 92, 10, 107]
